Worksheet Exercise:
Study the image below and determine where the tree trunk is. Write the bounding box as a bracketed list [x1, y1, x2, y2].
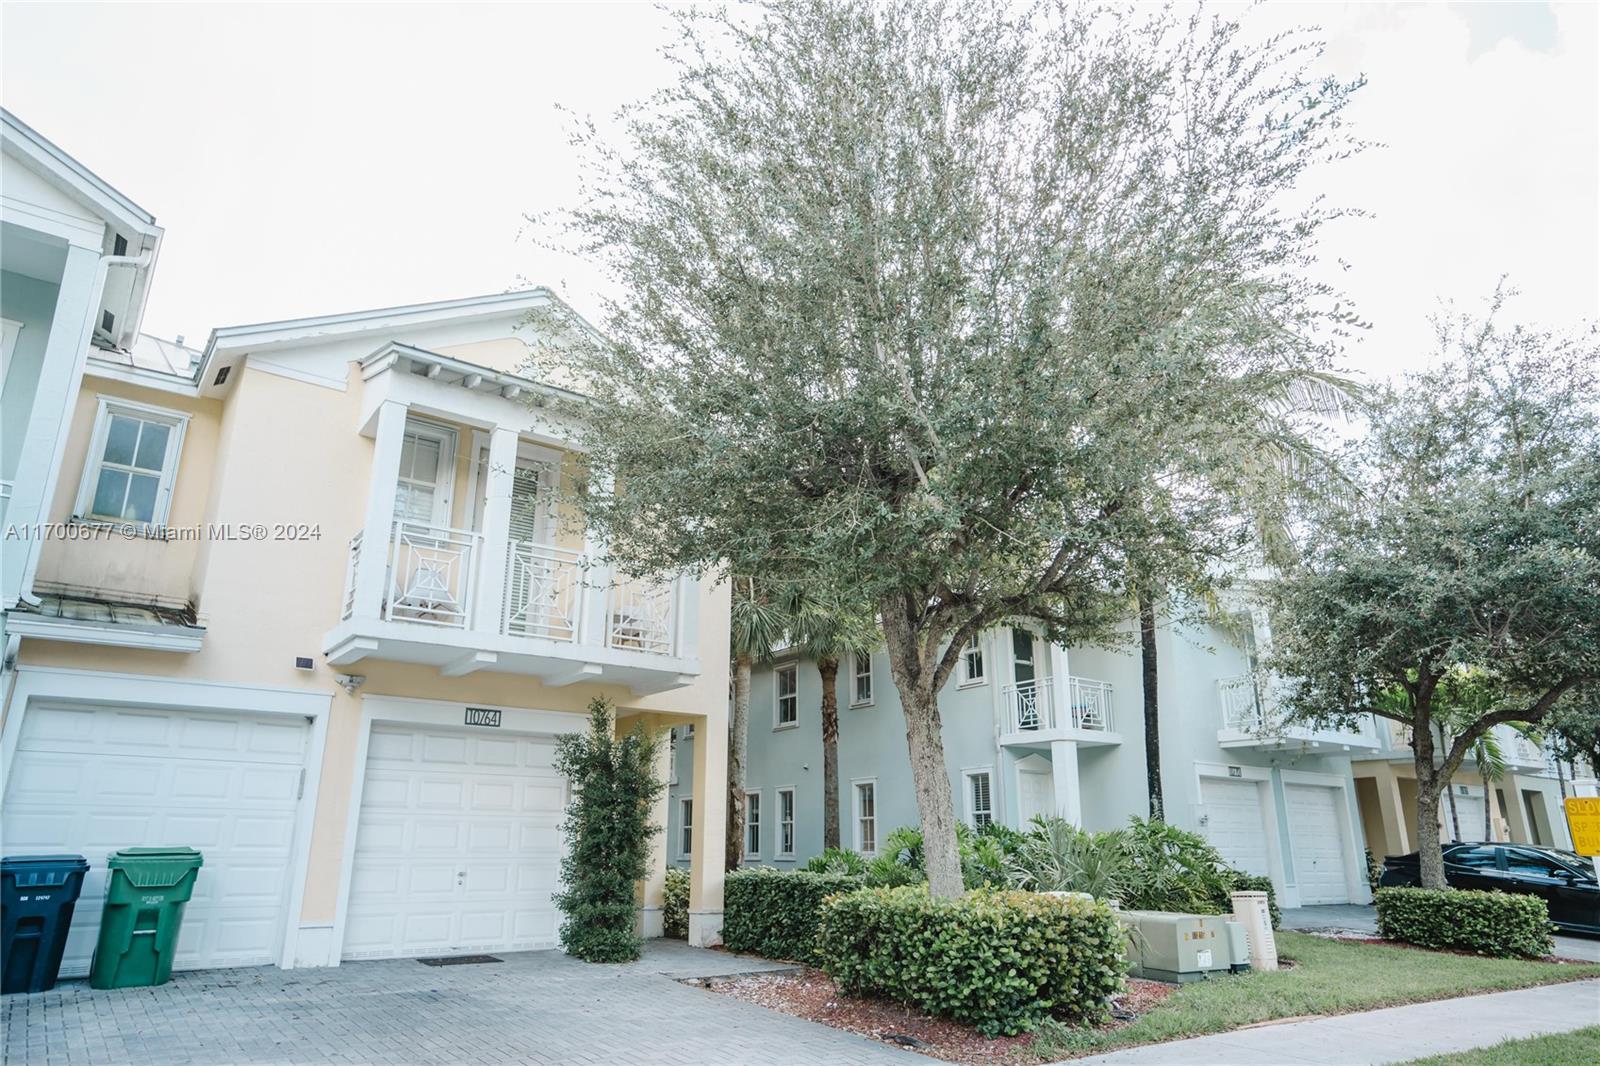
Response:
[727, 652, 751, 871]
[1557, 758, 1569, 799]
[879, 603, 964, 898]
[1482, 767, 1494, 842]
[1412, 719, 1448, 889]
[1445, 779, 1461, 842]
[1138, 592, 1163, 822]
[819, 656, 842, 851]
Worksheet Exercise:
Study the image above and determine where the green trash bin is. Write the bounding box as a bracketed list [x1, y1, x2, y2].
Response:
[89, 848, 203, 990]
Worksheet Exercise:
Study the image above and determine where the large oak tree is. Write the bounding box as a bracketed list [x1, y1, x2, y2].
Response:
[530, 0, 1364, 895]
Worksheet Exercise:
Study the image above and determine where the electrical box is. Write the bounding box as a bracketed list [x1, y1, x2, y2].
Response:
[1119, 910, 1235, 983]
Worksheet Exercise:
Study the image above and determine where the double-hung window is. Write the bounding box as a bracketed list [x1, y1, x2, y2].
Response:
[678, 798, 693, 859]
[851, 653, 873, 706]
[75, 398, 188, 529]
[966, 770, 993, 830]
[775, 663, 799, 727]
[745, 791, 762, 858]
[960, 634, 986, 685]
[777, 787, 796, 858]
[854, 781, 878, 855]
[393, 422, 456, 527]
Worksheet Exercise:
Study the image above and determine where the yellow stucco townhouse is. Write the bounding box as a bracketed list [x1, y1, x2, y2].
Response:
[0, 110, 730, 978]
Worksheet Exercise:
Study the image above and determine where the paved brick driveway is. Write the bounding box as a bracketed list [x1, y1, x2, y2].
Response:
[2, 942, 931, 1066]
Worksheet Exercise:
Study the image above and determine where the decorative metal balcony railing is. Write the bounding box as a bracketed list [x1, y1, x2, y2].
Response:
[1216, 673, 1375, 746]
[1002, 676, 1115, 736]
[385, 521, 481, 628]
[607, 574, 677, 655]
[504, 541, 583, 642]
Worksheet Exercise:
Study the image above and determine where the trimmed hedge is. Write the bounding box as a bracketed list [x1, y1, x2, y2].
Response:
[663, 868, 690, 940]
[817, 886, 1125, 1036]
[1375, 887, 1553, 959]
[722, 868, 862, 960]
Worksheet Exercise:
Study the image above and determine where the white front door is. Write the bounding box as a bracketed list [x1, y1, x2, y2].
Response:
[1284, 784, 1352, 905]
[2, 704, 310, 975]
[1200, 776, 1272, 877]
[1017, 769, 1055, 826]
[342, 725, 564, 960]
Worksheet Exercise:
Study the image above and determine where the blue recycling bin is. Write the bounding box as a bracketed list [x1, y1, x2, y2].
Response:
[2, 854, 90, 994]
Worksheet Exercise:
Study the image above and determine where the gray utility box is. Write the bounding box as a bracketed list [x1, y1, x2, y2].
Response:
[1119, 910, 1239, 983]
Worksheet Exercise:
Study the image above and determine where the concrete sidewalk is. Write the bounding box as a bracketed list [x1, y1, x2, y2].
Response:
[1061, 978, 1600, 1065]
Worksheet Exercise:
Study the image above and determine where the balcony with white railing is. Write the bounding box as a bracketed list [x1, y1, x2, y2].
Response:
[1000, 676, 1120, 748]
[326, 517, 698, 693]
[1216, 673, 1378, 751]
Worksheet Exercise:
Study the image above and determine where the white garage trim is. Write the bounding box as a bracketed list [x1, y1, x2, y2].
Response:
[1281, 768, 1371, 905]
[0, 665, 331, 970]
[1190, 761, 1289, 906]
[324, 694, 586, 968]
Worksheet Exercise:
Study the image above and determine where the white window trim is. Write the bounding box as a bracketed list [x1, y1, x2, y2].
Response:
[678, 796, 694, 860]
[773, 662, 800, 731]
[775, 785, 797, 860]
[396, 418, 458, 528]
[1, 317, 22, 389]
[744, 788, 762, 859]
[72, 395, 190, 531]
[852, 777, 879, 856]
[849, 651, 874, 707]
[963, 766, 995, 830]
[958, 633, 988, 687]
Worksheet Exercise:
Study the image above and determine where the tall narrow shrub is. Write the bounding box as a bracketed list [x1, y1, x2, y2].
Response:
[553, 698, 665, 962]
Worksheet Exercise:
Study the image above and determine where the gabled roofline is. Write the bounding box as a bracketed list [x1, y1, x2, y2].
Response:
[1, 108, 161, 238]
[201, 288, 563, 358]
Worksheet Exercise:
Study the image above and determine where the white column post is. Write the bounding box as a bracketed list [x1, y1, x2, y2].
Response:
[472, 427, 519, 634]
[3, 243, 103, 607]
[1047, 641, 1071, 730]
[351, 400, 408, 620]
[577, 471, 613, 648]
[688, 710, 727, 947]
[1050, 739, 1082, 826]
[673, 575, 699, 659]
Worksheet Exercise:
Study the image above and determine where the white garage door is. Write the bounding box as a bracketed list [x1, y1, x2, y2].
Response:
[1444, 785, 1488, 843]
[342, 725, 564, 960]
[1285, 784, 1352, 905]
[1, 704, 309, 975]
[1200, 776, 1271, 877]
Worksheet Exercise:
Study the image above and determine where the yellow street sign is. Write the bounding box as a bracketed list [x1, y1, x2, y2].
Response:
[1564, 796, 1600, 857]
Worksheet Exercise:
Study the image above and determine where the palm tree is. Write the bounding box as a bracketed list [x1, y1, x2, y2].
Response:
[1134, 370, 1360, 822]
[727, 576, 785, 869]
[779, 585, 879, 849]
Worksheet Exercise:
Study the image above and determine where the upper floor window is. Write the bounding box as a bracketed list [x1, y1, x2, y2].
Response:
[394, 422, 456, 527]
[74, 398, 188, 528]
[960, 634, 986, 685]
[775, 663, 799, 727]
[851, 653, 873, 706]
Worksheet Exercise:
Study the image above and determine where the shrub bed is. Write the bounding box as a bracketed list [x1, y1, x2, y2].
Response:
[722, 868, 861, 960]
[662, 868, 690, 940]
[1375, 887, 1553, 959]
[816, 885, 1125, 1036]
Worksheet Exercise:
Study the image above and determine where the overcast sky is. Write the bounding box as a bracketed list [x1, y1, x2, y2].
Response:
[3, 2, 1595, 383]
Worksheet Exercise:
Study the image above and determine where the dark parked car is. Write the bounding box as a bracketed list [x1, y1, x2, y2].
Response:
[1379, 843, 1600, 935]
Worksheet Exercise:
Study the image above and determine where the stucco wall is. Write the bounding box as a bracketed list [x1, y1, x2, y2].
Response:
[0, 270, 59, 486]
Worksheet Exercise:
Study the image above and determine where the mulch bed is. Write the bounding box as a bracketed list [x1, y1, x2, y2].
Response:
[694, 967, 1175, 1065]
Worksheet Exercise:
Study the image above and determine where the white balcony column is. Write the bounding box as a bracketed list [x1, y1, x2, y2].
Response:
[1050, 739, 1083, 826]
[577, 471, 614, 647]
[472, 427, 520, 634]
[1046, 642, 1070, 730]
[351, 400, 408, 619]
[3, 242, 102, 607]
[672, 574, 699, 658]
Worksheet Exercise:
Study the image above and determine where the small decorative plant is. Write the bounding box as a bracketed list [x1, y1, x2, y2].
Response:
[552, 698, 665, 962]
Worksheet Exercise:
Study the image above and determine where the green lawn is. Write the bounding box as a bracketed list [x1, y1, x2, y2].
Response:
[1033, 931, 1600, 1059]
[1400, 1026, 1600, 1065]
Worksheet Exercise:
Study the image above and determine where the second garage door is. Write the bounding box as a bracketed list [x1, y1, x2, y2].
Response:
[1199, 776, 1272, 877]
[1285, 783, 1352, 904]
[342, 725, 564, 960]
[1, 704, 309, 975]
